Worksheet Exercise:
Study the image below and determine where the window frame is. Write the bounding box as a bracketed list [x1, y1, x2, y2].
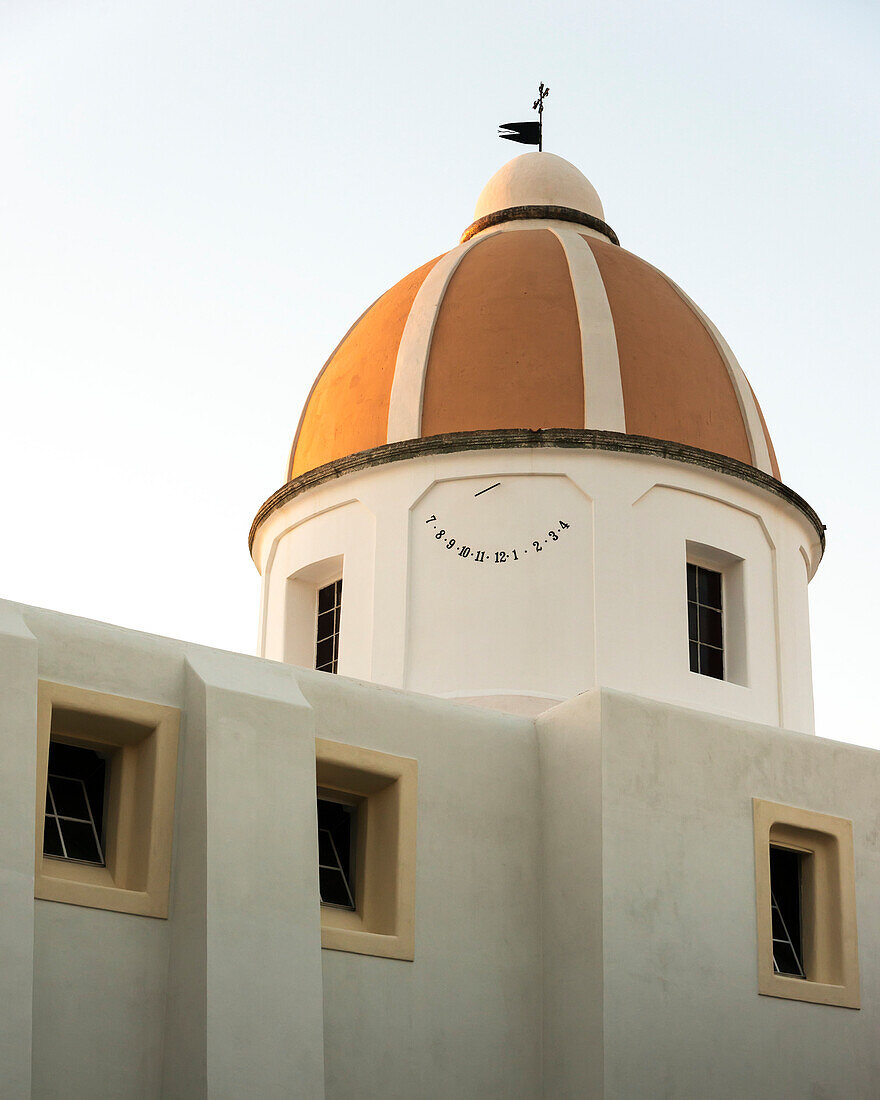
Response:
[44, 742, 109, 866]
[35, 681, 180, 919]
[687, 562, 725, 679]
[315, 577, 343, 674]
[685, 541, 747, 686]
[753, 798, 860, 1008]
[317, 788, 360, 911]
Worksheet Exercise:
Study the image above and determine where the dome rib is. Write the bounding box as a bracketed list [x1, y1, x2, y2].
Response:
[386, 241, 475, 444]
[548, 227, 624, 431]
[584, 236, 754, 468]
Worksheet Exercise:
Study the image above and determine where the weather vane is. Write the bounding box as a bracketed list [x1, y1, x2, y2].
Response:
[499, 82, 550, 152]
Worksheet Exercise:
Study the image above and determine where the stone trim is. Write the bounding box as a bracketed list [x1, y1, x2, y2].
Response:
[753, 798, 860, 1009]
[35, 681, 180, 919]
[460, 205, 620, 246]
[317, 738, 418, 960]
[250, 428, 825, 556]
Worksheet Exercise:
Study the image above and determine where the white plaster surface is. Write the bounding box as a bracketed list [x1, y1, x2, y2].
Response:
[255, 445, 821, 732]
[594, 689, 880, 1097]
[2, 600, 879, 1097]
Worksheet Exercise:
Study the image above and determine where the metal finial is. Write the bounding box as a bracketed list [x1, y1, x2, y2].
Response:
[533, 82, 549, 152]
[498, 82, 550, 151]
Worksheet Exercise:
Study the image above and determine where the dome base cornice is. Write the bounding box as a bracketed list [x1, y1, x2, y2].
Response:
[461, 205, 620, 245]
[250, 429, 824, 557]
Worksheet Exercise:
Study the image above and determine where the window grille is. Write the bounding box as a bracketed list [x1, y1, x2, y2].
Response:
[43, 742, 106, 866]
[317, 796, 356, 910]
[687, 563, 724, 679]
[315, 579, 342, 674]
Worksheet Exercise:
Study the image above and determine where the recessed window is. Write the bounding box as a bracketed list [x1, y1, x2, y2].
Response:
[315, 579, 342, 674]
[753, 798, 860, 1009]
[316, 738, 417, 961]
[44, 742, 108, 866]
[317, 794, 357, 910]
[770, 846, 805, 978]
[36, 680, 180, 919]
[687, 562, 723, 679]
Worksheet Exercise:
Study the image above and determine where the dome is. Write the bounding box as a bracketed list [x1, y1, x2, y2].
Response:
[288, 154, 779, 482]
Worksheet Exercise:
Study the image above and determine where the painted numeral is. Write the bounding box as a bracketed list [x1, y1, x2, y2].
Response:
[435, 529, 445, 539]
[495, 551, 507, 563]
[474, 550, 486, 562]
[458, 546, 471, 558]
[426, 515, 436, 524]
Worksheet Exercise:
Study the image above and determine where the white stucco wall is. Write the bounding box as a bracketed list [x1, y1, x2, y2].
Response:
[2, 598, 878, 1097]
[537, 689, 880, 1098]
[1, 599, 542, 1099]
[254, 446, 821, 731]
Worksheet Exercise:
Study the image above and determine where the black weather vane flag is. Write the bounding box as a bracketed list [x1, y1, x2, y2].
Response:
[499, 82, 549, 152]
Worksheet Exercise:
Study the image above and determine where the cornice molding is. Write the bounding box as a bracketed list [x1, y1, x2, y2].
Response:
[250, 428, 825, 557]
[460, 205, 620, 246]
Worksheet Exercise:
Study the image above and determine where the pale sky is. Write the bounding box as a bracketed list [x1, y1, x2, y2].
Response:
[2, 1, 877, 746]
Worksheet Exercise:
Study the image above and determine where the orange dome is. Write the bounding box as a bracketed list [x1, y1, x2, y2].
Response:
[289, 155, 779, 481]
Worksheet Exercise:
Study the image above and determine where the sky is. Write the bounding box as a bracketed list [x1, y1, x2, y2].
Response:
[1, 0, 878, 746]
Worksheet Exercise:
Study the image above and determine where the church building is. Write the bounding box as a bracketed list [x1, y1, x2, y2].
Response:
[2, 151, 878, 1098]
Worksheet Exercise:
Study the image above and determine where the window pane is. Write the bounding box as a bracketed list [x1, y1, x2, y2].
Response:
[47, 743, 106, 836]
[700, 645, 723, 679]
[689, 640, 699, 673]
[686, 562, 697, 601]
[318, 828, 337, 866]
[687, 602, 699, 643]
[317, 584, 336, 614]
[48, 776, 89, 820]
[319, 867, 353, 908]
[43, 816, 64, 858]
[59, 819, 103, 864]
[698, 606, 723, 649]
[315, 637, 335, 671]
[316, 610, 336, 643]
[698, 567, 722, 609]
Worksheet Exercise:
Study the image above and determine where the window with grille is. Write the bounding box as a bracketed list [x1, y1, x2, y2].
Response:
[43, 741, 107, 866]
[687, 562, 724, 679]
[315, 579, 342, 674]
[317, 794, 357, 910]
[770, 846, 806, 978]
